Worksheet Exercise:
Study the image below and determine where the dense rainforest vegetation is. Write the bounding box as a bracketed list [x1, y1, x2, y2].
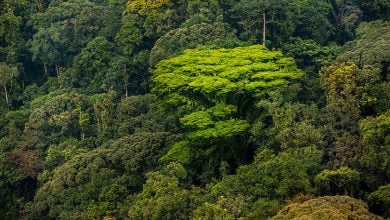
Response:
[0, 0, 389, 219]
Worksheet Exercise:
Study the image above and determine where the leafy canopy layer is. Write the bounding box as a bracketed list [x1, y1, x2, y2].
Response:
[153, 45, 303, 103]
[153, 45, 303, 166]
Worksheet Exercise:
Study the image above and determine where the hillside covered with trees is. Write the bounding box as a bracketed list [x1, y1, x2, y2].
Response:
[0, 0, 389, 219]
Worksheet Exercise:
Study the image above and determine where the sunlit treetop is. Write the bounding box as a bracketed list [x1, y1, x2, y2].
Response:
[153, 45, 304, 165]
[126, 0, 170, 15]
[153, 45, 303, 104]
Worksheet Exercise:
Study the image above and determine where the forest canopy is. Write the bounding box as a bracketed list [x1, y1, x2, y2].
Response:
[0, 0, 389, 219]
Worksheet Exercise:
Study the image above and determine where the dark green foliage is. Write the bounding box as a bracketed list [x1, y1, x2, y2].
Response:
[71, 36, 115, 92]
[330, 0, 362, 44]
[30, 0, 115, 73]
[115, 94, 179, 135]
[0, 63, 19, 107]
[209, 148, 322, 218]
[357, 111, 390, 190]
[320, 61, 361, 167]
[339, 21, 390, 115]
[368, 184, 390, 218]
[253, 100, 326, 153]
[124, 0, 187, 39]
[0, 0, 389, 219]
[128, 163, 205, 219]
[293, 0, 334, 44]
[0, 4, 22, 63]
[24, 92, 92, 146]
[150, 22, 240, 67]
[283, 37, 340, 73]
[356, 0, 390, 21]
[231, 0, 299, 46]
[31, 132, 173, 219]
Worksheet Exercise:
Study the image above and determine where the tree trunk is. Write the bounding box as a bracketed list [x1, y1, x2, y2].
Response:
[55, 65, 60, 77]
[44, 63, 49, 76]
[125, 79, 129, 97]
[124, 66, 129, 97]
[262, 11, 266, 47]
[4, 85, 9, 106]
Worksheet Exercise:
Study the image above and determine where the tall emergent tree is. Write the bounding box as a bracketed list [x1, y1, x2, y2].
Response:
[232, 0, 299, 46]
[152, 45, 303, 181]
[0, 63, 18, 107]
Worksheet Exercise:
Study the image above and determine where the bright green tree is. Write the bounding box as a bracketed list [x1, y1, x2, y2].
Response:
[153, 45, 303, 181]
[153, 45, 303, 105]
